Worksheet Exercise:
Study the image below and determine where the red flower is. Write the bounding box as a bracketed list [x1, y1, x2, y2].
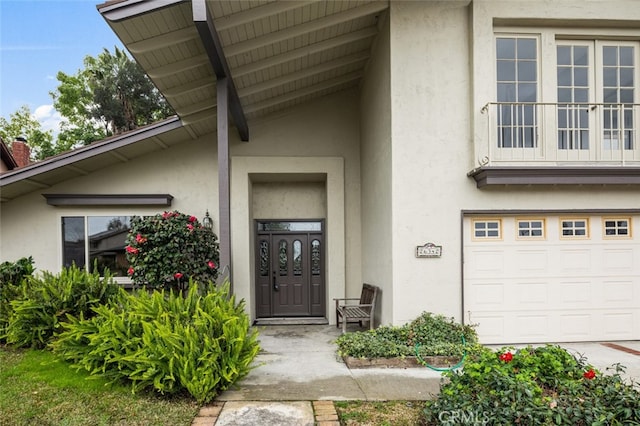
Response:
[499, 352, 513, 363]
[187, 224, 194, 231]
[583, 369, 596, 380]
[127, 267, 134, 276]
[135, 233, 147, 244]
[188, 216, 197, 223]
[174, 272, 183, 279]
[125, 245, 139, 255]
[162, 211, 170, 219]
[207, 260, 216, 269]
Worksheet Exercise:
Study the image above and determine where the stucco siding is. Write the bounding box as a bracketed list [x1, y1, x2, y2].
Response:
[360, 11, 393, 326]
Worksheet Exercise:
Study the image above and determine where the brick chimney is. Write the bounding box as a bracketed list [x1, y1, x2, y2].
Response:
[11, 137, 31, 167]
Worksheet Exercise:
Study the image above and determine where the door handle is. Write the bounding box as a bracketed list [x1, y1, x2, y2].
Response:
[272, 273, 279, 291]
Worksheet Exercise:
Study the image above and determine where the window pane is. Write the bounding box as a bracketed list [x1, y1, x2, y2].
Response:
[498, 83, 516, 102]
[497, 38, 515, 59]
[518, 61, 537, 81]
[620, 47, 634, 66]
[574, 68, 588, 87]
[620, 89, 634, 103]
[603, 67, 618, 87]
[293, 240, 302, 276]
[259, 240, 269, 277]
[575, 88, 588, 103]
[62, 217, 85, 269]
[620, 68, 634, 87]
[557, 46, 571, 65]
[574, 47, 588, 65]
[603, 46, 617, 66]
[279, 240, 288, 276]
[88, 216, 132, 276]
[497, 61, 516, 81]
[557, 67, 572, 86]
[311, 240, 321, 276]
[518, 83, 537, 102]
[517, 38, 537, 59]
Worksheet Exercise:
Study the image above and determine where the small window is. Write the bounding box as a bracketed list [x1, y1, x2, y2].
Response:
[603, 217, 631, 238]
[560, 218, 589, 238]
[473, 219, 502, 239]
[517, 219, 545, 239]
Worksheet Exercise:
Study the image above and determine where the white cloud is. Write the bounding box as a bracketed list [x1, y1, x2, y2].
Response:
[33, 104, 63, 135]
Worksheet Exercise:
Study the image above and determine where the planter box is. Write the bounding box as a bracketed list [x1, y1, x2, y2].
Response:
[343, 355, 461, 369]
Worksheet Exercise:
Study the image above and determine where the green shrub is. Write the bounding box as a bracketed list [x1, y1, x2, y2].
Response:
[423, 345, 640, 425]
[0, 257, 35, 342]
[336, 312, 477, 359]
[52, 280, 260, 404]
[126, 211, 220, 290]
[4, 265, 120, 348]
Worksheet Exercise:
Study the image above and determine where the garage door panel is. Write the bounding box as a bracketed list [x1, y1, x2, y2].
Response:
[464, 214, 640, 344]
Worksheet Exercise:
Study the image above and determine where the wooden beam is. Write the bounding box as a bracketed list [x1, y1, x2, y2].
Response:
[193, 0, 249, 142]
[214, 0, 321, 31]
[217, 77, 232, 286]
[163, 77, 215, 98]
[146, 54, 209, 79]
[128, 27, 198, 53]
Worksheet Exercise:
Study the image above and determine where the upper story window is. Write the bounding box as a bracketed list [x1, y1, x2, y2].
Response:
[496, 37, 538, 148]
[492, 31, 639, 162]
[62, 216, 133, 277]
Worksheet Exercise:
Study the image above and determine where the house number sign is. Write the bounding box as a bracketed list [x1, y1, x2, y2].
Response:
[416, 242, 442, 258]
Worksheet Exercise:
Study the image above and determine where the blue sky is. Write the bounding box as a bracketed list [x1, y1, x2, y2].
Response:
[0, 0, 124, 133]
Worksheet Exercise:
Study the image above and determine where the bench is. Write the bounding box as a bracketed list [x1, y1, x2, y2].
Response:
[335, 283, 379, 334]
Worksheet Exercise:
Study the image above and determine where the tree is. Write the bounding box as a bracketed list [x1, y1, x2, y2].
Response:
[52, 46, 173, 140]
[0, 105, 56, 161]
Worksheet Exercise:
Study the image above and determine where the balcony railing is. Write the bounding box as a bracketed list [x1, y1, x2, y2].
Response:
[481, 102, 640, 165]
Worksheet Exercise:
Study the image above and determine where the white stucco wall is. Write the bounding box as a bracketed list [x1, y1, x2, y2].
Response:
[385, 0, 640, 325]
[360, 11, 394, 326]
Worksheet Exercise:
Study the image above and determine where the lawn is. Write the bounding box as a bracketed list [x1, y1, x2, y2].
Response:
[0, 346, 199, 426]
[335, 400, 426, 426]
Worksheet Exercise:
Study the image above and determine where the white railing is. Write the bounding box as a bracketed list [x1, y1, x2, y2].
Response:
[481, 102, 640, 165]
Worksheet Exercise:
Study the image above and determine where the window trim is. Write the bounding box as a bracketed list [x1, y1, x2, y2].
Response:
[471, 218, 503, 241]
[559, 217, 590, 239]
[515, 217, 546, 240]
[602, 216, 632, 239]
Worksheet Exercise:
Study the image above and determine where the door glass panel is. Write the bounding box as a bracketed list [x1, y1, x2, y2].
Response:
[496, 37, 538, 148]
[557, 44, 590, 150]
[311, 240, 321, 276]
[602, 45, 635, 150]
[293, 240, 302, 276]
[259, 240, 269, 276]
[258, 221, 321, 232]
[278, 240, 288, 276]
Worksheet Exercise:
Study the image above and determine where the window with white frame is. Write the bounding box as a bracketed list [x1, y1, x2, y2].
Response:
[560, 218, 589, 238]
[62, 216, 133, 277]
[516, 219, 545, 238]
[473, 219, 502, 239]
[495, 30, 638, 153]
[603, 217, 631, 237]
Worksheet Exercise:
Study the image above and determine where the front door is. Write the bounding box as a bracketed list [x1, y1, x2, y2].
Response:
[255, 221, 324, 318]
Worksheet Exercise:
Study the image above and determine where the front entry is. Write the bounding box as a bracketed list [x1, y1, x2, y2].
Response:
[255, 221, 325, 318]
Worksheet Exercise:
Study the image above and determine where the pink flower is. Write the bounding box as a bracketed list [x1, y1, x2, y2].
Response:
[583, 369, 596, 380]
[187, 224, 194, 231]
[499, 352, 513, 363]
[125, 245, 139, 255]
[174, 272, 183, 280]
[207, 260, 216, 269]
[135, 233, 147, 244]
[127, 267, 134, 276]
[162, 211, 170, 219]
[188, 216, 197, 223]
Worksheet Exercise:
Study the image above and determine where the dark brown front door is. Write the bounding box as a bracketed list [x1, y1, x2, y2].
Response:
[256, 221, 324, 318]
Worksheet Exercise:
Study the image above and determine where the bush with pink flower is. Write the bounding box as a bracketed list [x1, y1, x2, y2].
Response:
[125, 210, 219, 290]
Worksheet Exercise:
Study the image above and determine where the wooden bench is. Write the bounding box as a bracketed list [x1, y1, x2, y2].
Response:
[335, 283, 379, 334]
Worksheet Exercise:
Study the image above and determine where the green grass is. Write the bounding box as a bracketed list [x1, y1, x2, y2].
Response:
[334, 400, 426, 426]
[0, 346, 199, 426]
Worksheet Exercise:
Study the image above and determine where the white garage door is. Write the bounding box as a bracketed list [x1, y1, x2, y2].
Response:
[464, 214, 640, 344]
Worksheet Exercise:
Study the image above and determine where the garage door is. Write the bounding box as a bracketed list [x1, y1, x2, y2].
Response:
[464, 214, 640, 344]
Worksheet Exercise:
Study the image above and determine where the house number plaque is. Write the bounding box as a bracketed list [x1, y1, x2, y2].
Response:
[416, 242, 442, 258]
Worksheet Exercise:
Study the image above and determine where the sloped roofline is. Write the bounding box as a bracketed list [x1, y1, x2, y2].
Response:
[0, 116, 182, 187]
[0, 138, 19, 170]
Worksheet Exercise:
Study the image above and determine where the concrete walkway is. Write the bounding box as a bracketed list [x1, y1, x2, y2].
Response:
[192, 325, 640, 425]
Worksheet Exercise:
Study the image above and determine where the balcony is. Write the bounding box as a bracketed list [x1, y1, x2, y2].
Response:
[469, 102, 640, 187]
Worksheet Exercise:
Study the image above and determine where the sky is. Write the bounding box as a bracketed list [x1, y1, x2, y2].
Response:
[0, 0, 124, 134]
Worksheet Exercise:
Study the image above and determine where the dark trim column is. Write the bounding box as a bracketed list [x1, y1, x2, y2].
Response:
[217, 77, 232, 286]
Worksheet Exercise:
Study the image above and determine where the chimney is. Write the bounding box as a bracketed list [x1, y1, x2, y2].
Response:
[11, 137, 31, 167]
